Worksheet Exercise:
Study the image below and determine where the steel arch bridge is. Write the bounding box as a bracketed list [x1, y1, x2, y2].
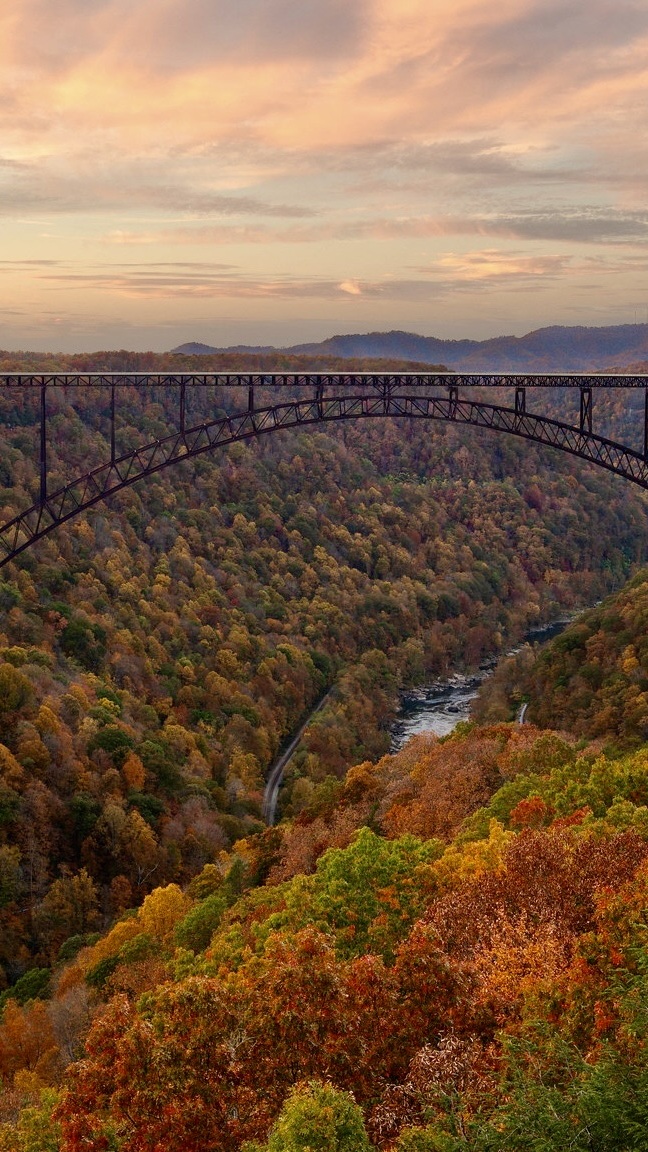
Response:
[1, 370, 648, 569]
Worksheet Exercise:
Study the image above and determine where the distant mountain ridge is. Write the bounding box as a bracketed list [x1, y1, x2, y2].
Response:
[172, 324, 648, 371]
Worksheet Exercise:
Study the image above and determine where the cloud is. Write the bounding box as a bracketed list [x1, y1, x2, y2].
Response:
[8, 0, 369, 73]
[480, 209, 648, 245]
[16, 259, 444, 301]
[0, 154, 316, 218]
[0, 259, 65, 268]
[306, 137, 587, 192]
[103, 226, 277, 246]
[28, 252, 580, 302]
[96, 207, 648, 248]
[2, 0, 648, 347]
[361, 0, 648, 135]
[448, 0, 648, 86]
[3, 0, 643, 162]
[2, 1, 648, 180]
[35, 265, 386, 300]
[432, 250, 570, 283]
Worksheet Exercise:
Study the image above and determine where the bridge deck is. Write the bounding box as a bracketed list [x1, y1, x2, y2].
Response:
[0, 372, 647, 389]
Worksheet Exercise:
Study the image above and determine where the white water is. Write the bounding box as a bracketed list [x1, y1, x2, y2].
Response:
[390, 617, 574, 751]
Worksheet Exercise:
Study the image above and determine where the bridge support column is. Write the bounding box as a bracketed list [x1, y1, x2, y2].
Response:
[180, 381, 186, 436]
[316, 381, 323, 419]
[447, 385, 458, 418]
[580, 387, 593, 434]
[110, 384, 116, 466]
[40, 384, 47, 505]
[248, 383, 255, 413]
[515, 387, 526, 416]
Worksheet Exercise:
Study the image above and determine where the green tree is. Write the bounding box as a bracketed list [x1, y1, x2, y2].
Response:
[247, 1080, 373, 1152]
[273, 827, 442, 960]
[174, 892, 227, 952]
[60, 618, 106, 673]
[0, 1088, 62, 1152]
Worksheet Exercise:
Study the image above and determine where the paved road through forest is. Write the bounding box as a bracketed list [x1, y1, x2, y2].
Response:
[262, 688, 334, 825]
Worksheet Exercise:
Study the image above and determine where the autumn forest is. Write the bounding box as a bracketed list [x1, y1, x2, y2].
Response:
[1, 353, 648, 1149]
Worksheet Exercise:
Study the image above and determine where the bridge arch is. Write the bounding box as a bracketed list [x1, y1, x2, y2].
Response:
[1, 372, 647, 568]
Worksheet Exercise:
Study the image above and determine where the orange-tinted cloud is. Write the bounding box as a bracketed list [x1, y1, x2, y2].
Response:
[1, 0, 648, 348]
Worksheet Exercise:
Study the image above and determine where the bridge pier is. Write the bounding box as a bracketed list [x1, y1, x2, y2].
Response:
[515, 387, 526, 416]
[40, 384, 47, 504]
[580, 387, 593, 435]
[180, 381, 186, 436]
[644, 389, 648, 462]
[110, 384, 116, 466]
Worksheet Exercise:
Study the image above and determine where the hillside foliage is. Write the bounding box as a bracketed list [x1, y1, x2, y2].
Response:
[0, 353, 642, 986]
[476, 570, 648, 750]
[525, 570, 648, 748]
[2, 720, 648, 1149]
[0, 353, 647, 1148]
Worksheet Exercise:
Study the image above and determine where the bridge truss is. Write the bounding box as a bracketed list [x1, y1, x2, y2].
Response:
[1, 371, 647, 568]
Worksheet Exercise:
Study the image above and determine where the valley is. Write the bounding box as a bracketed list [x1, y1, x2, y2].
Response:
[5, 0, 648, 1137]
[0, 352, 647, 1150]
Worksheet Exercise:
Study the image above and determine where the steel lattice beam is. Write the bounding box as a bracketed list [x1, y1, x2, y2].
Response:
[1, 373, 648, 568]
[1, 370, 648, 388]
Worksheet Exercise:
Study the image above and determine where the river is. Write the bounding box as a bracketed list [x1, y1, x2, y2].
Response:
[390, 617, 573, 750]
[264, 615, 577, 824]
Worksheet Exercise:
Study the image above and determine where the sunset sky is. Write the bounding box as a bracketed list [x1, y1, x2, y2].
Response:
[2, 0, 648, 350]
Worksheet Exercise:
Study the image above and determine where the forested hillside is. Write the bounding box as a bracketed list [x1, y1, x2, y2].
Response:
[0, 352, 647, 1149]
[524, 570, 648, 747]
[473, 569, 648, 747]
[0, 354, 642, 974]
[4, 716, 648, 1149]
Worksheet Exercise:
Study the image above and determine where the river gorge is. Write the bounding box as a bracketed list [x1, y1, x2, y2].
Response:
[390, 616, 575, 749]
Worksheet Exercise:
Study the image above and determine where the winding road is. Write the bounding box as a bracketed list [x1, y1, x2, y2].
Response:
[262, 688, 334, 825]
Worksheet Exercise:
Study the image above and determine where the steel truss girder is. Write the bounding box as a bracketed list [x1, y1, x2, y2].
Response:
[1, 371, 648, 388]
[2, 388, 648, 568]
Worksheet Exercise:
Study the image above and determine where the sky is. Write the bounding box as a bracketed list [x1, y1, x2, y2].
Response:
[2, 0, 648, 351]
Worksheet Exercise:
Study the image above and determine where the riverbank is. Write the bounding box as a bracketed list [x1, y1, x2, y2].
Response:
[263, 612, 586, 823]
[391, 615, 578, 750]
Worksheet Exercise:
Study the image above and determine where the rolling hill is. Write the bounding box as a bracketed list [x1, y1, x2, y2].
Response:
[172, 323, 648, 372]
